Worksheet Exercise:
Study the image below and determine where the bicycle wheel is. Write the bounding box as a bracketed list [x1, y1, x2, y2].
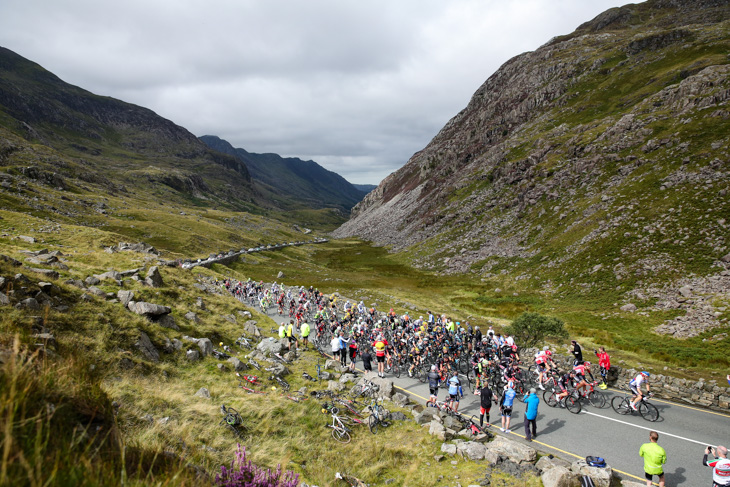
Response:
[639, 402, 659, 422]
[418, 366, 428, 383]
[392, 362, 400, 378]
[587, 391, 607, 409]
[565, 395, 582, 414]
[331, 427, 351, 443]
[611, 396, 631, 415]
[368, 414, 379, 434]
[543, 390, 557, 407]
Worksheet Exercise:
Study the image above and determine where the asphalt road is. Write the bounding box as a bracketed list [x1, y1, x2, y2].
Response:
[264, 311, 729, 486]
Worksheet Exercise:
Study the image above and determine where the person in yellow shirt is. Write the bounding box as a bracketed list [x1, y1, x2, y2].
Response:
[639, 431, 666, 487]
[300, 321, 310, 350]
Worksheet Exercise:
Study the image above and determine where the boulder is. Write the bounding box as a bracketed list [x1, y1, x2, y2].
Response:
[392, 392, 410, 407]
[339, 373, 356, 384]
[154, 314, 179, 331]
[185, 311, 201, 324]
[541, 466, 580, 487]
[620, 303, 637, 312]
[96, 271, 122, 284]
[18, 235, 36, 243]
[87, 286, 106, 298]
[483, 449, 501, 464]
[18, 298, 40, 310]
[443, 415, 462, 431]
[172, 339, 183, 350]
[267, 363, 289, 377]
[256, 338, 284, 355]
[228, 357, 246, 372]
[135, 331, 160, 362]
[128, 301, 171, 317]
[195, 297, 206, 310]
[194, 387, 211, 399]
[360, 372, 394, 399]
[428, 421, 451, 441]
[0, 292, 9, 306]
[0, 254, 22, 266]
[186, 349, 200, 361]
[145, 266, 164, 288]
[458, 441, 487, 461]
[85, 276, 101, 286]
[197, 338, 213, 357]
[570, 461, 613, 487]
[117, 290, 134, 307]
[536, 456, 572, 473]
[486, 436, 537, 464]
[238, 310, 252, 319]
[243, 320, 261, 337]
[327, 380, 345, 392]
[27, 268, 59, 280]
[440, 443, 457, 456]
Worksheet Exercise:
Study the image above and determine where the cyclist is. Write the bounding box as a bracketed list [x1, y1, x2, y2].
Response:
[479, 381, 495, 428]
[555, 370, 575, 406]
[534, 348, 551, 390]
[573, 361, 594, 397]
[373, 334, 388, 378]
[499, 384, 516, 433]
[630, 371, 651, 411]
[703, 445, 730, 487]
[594, 346, 611, 389]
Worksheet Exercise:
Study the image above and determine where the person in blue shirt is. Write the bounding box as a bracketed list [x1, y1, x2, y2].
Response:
[447, 373, 461, 412]
[522, 387, 540, 441]
[500, 384, 517, 432]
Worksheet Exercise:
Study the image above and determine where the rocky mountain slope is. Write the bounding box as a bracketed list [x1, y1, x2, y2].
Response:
[335, 0, 730, 337]
[200, 135, 366, 213]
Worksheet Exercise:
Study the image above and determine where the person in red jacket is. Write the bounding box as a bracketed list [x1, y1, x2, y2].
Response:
[594, 346, 611, 389]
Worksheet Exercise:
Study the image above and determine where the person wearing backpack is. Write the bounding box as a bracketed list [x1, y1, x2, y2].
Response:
[639, 431, 666, 487]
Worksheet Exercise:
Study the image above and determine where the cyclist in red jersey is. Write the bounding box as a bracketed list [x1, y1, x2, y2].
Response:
[373, 335, 388, 378]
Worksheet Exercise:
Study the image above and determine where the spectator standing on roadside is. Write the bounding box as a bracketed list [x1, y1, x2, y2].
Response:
[338, 331, 348, 367]
[300, 321, 310, 350]
[427, 365, 440, 407]
[500, 384, 516, 433]
[522, 387, 539, 442]
[360, 346, 373, 373]
[479, 382, 494, 429]
[571, 340, 584, 366]
[330, 333, 341, 361]
[595, 346, 611, 389]
[639, 431, 666, 487]
[703, 445, 730, 486]
[286, 319, 297, 352]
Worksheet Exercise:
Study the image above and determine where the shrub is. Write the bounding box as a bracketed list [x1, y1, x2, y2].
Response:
[215, 444, 299, 487]
[505, 312, 568, 349]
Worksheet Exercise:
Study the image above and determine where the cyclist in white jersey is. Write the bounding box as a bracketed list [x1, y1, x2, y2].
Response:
[629, 371, 651, 410]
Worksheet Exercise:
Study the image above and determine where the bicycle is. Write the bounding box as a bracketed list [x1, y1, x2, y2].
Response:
[326, 411, 352, 443]
[385, 355, 400, 378]
[366, 398, 390, 434]
[579, 381, 608, 408]
[611, 391, 659, 421]
[350, 379, 379, 400]
[270, 375, 291, 391]
[220, 404, 245, 438]
[542, 388, 582, 414]
[235, 335, 252, 349]
[248, 358, 261, 370]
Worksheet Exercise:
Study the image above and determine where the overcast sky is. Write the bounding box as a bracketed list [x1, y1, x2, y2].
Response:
[0, 0, 637, 184]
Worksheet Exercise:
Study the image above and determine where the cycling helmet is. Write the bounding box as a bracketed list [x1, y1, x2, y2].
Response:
[546, 350, 552, 356]
[219, 342, 223, 347]
[584, 361, 591, 366]
[641, 371, 650, 377]
[431, 365, 437, 371]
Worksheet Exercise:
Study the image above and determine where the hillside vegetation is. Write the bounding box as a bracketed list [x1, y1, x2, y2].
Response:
[335, 0, 730, 347]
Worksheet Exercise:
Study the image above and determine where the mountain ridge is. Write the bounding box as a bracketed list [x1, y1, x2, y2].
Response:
[199, 135, 365, 213]
[333, 0, 730, 337]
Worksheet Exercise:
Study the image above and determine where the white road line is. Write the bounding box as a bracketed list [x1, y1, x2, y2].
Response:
[581, 410, 709, 446]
